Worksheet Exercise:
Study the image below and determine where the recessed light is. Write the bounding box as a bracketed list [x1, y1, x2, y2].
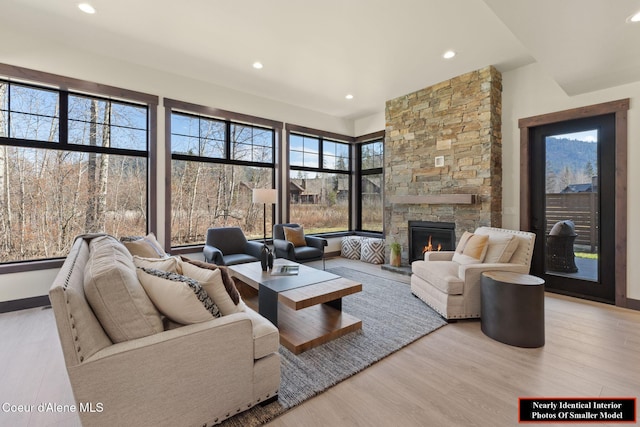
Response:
[78, 3, 96, 14]
[252, 62, 263, 70]
[345, 94, 354, 100]
[627, 11, 640, 23]
[443, 50, 456, 59]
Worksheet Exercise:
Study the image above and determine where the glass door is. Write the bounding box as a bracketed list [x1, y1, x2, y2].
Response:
[529, 114, 615, 303]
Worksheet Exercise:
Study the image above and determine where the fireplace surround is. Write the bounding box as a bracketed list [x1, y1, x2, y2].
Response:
[408, 221, 456, 263]
[384, 67, 502, 266]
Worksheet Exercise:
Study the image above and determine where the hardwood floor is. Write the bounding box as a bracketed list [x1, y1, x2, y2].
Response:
[1, 257, 638, 426]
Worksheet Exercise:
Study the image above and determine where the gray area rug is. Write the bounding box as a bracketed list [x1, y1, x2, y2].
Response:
[220, 267, 447, 426]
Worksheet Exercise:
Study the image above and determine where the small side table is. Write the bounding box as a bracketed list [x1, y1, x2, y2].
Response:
[481, 271, 545, 348]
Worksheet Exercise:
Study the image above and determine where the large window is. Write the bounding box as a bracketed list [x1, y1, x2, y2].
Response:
[167, 101, 280, 247]
[359, 138, 384, 232]
[288, 130, 351, 233]
[0, 76, 155, 268]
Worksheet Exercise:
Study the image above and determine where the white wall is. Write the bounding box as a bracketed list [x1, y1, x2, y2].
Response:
[501, 62, 639, 300]
[354, 111, 385, 136]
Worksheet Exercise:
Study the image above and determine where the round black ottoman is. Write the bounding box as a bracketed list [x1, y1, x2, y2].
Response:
[481, 271, 545, 348]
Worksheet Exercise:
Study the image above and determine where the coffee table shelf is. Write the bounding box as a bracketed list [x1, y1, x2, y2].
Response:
[229, 261, 362, 354]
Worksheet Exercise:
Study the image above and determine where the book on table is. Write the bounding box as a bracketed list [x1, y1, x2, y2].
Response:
[270, 265, 299, 276]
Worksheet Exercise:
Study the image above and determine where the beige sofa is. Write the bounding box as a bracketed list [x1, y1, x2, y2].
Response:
[49, 234, 280, 426]
[411, 227, 536, 320]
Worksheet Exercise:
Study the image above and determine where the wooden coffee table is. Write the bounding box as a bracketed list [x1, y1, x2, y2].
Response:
[228, 260, 362, 354]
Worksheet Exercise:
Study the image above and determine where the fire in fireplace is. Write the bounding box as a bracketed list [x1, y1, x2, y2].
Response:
[421, 235, 442, 254]
[409, 221, 456, 263]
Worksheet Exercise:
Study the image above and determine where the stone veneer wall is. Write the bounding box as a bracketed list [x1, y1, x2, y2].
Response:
[384, 66, 502, 264]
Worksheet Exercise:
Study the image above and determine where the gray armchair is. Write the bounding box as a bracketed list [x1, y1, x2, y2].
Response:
[203, 227, 265, 266]
[273, 223, 327, 266]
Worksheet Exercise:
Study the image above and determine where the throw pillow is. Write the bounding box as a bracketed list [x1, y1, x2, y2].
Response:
[84, 235, 163, 343]
[121, 233, 167, 258]
[133, 255, 180, 272]
[283, 226, 307, 247]
[483, 234, 519, 264]
[179, 256, 241, 305]
[180, 261, 245, 316]
[452, 231, 489, 265]
[137, 267, 221, 324]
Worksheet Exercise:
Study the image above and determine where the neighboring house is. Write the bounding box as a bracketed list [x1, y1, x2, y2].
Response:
[362, 177, 382, 203]
[560, 183, 593, 193]
[289, 177, 350, 204]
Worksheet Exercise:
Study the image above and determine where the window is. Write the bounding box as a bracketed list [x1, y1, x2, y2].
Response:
[359, 138, 384, 232]
[0, 76, 156, 269]
[288, 129, 351, 234]
[166, 101, 280, 247]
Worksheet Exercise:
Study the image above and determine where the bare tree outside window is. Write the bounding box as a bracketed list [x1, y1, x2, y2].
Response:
[0, 82, 149, 263]
[170, 112, 275, 247]
[360, 140, 383, 232]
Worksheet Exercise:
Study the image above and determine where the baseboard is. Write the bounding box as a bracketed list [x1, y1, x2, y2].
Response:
[626, 297, 640, 311]
[0, 295, 50, 313]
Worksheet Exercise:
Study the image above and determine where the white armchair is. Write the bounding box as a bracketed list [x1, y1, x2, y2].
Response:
[411, 227, 536, 320]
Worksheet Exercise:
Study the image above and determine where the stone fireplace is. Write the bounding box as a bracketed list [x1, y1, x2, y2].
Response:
[384, 66, 502, 265]
[408, 221, 456, 263]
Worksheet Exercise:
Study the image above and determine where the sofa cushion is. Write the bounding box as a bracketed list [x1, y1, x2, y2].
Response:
[121, 233, 167, 258]
[283, 226, 307, 247]
[137, 267, 222, 324]
[243, 308, 280, 359]
[180, 261, 245, 316]
[84, 235, 163, 343]
[412, 260, 464, 295]
[133, 255, 180, 272]
[483, 234, 519, 263]
[361, 238, 385, 264]
[452, 232, 488, 265]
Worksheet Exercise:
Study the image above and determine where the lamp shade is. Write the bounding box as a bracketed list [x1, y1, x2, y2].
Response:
[252, 188, 277, 204]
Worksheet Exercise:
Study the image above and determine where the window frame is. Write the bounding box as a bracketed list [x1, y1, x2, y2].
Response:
[286, 124, 354, 235]
[355, 131, 385, 233]
[164, 98, 283, 252]
[0, 64, 158, 274]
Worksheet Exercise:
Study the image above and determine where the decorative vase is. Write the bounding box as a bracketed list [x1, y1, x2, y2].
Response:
[260, 246, 269, 271]
[390, 248, 401, 267]
[267, 249, 273, 269]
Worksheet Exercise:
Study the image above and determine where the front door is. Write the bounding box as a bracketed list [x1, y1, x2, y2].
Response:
[529, 114, 615, 303]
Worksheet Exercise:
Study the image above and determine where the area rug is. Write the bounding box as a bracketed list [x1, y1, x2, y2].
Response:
[220, 267, 447, 426]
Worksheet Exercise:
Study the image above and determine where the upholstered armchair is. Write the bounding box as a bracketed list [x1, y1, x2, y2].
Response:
[411, 227, 536, 320]
[273, 223, 327, 266]
[203, 227, 265, 266]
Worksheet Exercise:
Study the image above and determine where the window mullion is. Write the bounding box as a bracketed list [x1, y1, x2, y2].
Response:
[225, 121, 232, 159]
[59, 92, 68, 145]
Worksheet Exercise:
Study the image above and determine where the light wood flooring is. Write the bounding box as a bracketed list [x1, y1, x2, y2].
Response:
[1, 257, 639, 427]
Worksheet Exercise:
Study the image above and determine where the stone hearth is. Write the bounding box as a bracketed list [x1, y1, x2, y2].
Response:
[384, 66, 502, 265]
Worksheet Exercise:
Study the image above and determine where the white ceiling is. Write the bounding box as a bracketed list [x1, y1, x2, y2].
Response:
[1, 0, 639, 120]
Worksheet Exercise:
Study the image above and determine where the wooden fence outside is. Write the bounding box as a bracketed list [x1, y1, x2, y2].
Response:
[545, 192, 598, 252]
